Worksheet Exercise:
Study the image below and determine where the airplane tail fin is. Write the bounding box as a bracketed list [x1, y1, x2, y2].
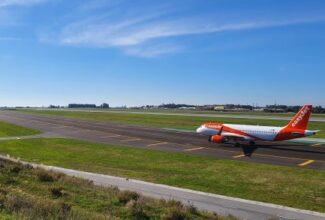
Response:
[285, 105, 312, 130]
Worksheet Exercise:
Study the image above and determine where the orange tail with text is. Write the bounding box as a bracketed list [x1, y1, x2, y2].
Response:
[285, 105, 312, 130]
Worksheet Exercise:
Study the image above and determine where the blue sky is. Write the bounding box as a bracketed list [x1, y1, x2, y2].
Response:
[0, 0, 325, 107]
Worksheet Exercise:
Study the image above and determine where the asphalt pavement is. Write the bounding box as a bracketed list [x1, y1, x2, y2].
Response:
[1, 110, 325, 220]
[0, 110, 324, 170]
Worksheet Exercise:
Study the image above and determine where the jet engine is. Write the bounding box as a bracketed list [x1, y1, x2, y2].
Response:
[208, 135, 226, 143]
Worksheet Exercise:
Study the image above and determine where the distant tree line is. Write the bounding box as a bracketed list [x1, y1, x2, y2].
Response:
[48, 103, 109, 109]
[223, 104, 253, 110]
[68, 103, 110, 108]
[68, 104, 97, 108]
[158, 103, 196, 109]
[158, 103, 325, 113]
[44, 103, 324, 113]
[100, 103, 110, 108]
[313, 106, 325, 113]
[49, 105, 63, 109]
[265, 105, 325, 113]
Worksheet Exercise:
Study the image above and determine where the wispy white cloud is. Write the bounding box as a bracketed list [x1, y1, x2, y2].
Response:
[0, 9, 13, 25]
[54, 15, 325, 57]
[39, 0, 325, 58]
[124, 43, 183, 58]
[90, 17, 325, 47]
[59, 14, 167, 47]
[0, 0, 48, 27]
[78, 0, 122, 12]
[0, 0, 47, 8]
[0, 37, 21, 41]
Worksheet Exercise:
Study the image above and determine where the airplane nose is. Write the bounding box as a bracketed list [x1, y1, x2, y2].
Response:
[196, 126, 204, 134]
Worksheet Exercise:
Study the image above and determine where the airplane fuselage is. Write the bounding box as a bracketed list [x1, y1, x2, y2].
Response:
[197, 123, 316, 142]
[197, 105, 318, 145]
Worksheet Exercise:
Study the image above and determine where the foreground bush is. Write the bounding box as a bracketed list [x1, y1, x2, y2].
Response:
[118, 191, 140, 204]
[36, 169, 61, 182]
[0, 158, 235, 220]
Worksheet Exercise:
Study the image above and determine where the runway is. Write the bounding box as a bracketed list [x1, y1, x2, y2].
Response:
[0, 110, 325, 170]
[32, 108, 325, 122]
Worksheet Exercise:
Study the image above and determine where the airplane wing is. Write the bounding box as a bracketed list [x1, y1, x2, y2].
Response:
[221, 132, 257, 156]
[221, 132, 253, 141]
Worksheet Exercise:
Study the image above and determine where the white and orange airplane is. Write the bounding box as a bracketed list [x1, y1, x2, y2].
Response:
[196, 105, 319, 147]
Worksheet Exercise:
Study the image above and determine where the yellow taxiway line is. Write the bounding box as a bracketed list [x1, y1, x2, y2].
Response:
[204, 147, 325, 164]
[233, 154, 246, 159]
[298, 160, 315, 167]
[184, 147, 206, 152]
[121, 138, 142, 142]
[147, 142, 169, 147]
[102, 134, 121, 138]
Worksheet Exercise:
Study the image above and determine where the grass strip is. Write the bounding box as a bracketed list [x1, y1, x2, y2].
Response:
[0, 158, 229, 219]
[18, 109, 325, 138]
[0, 138, 324, 213]
[0, 121, 40, 138]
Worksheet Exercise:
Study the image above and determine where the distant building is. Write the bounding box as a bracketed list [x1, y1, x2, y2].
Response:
[232, 108, 250, 112]
[68, 104, 97, 108]
[264, 108, 286, 113]
[199, 105, 215, 110]
[214, 105, 226, 111]
[178, 106, 196, 110]
[100, 103, 110, 109]
[253, 108, 265, 112]
[265, 105, 288, 113]
[48, 105, 61, 109]
[158, 103, 196, 109]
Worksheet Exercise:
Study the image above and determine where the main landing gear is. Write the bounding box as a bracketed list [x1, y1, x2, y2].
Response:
[234, 141, 256, 157]
[234, 141, 255, 147]
[249, 140, 256, 146]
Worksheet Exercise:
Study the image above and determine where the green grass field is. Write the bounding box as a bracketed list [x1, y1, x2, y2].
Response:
[104, 108, 325, 118]
[19, 109, 325, 139]
[0, 121, 40, 138]
[0, 159, 222, 219]
[0, 138, 324, 213]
